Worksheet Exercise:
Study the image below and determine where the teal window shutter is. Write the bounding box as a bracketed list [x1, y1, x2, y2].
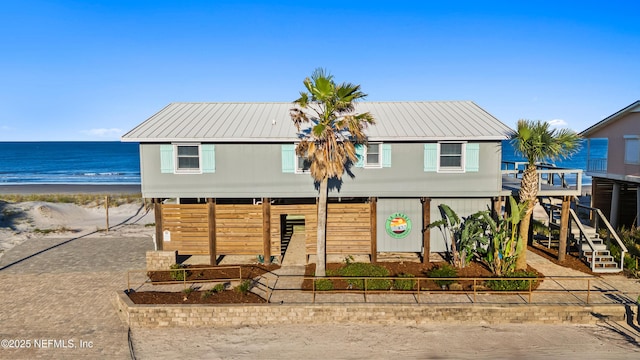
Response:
[355, 144, 365, 167]
[382, 144, 392, 167]
[465, 143, 480, 172]
[282, 144, 295, 173]
[423, 143, 437, 172]
[201, 144, 216, 173]
[160, 144, 174, 173]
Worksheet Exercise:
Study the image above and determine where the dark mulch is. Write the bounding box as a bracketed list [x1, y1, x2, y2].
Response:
[301, 261, 542, 291]
[128, 290, 266, 304]
[147, 263, 280, 283]
[528, 243, 596, 275]
[128, 263, 278, 304]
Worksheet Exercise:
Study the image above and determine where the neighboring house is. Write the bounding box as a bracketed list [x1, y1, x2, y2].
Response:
[581, 100, 640, 229]
[122, 101, 512, 264]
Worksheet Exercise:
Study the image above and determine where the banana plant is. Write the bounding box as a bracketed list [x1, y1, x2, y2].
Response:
[428, 204, 489, 268]
[480, 196, 528, 275]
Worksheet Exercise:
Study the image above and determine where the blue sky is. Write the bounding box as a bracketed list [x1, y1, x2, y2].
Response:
[1, 1, 638, 141]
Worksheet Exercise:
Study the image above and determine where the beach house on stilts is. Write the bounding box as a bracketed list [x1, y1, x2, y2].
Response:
[122, 101, 625, 273]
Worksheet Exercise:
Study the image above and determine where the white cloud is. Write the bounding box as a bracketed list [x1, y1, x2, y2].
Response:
[546, 119, 568, 128]
[80, 128, 124, 138]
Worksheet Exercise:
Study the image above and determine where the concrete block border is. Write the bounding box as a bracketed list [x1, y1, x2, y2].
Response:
[114, 292, 626, 328]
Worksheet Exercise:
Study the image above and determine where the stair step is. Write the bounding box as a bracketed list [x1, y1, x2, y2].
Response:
[581, 244, 607, 252]
[592, 261, 619, 268]
[591, 267, 623, 273]
[585, 255, 615, 262]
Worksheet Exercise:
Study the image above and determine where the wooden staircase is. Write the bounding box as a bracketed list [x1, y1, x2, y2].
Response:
[542, 198, 627, 273]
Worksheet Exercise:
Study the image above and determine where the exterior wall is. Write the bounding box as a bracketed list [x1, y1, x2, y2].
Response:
[376, 198, 423, 252]
[429, 198, 493, 252]
[139, 142, 503, 199]
[116, 292, 625, 327]
[587, 111, 640, 178]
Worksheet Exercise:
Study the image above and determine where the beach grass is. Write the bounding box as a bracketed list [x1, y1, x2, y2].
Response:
[0, 193, 143, 207]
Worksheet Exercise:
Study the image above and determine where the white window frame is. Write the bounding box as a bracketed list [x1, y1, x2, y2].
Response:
[437, 142, 466, 173]
[295, 153, 311, 174]
[624, 135, 640, 165]
[363, 143, 383, 168]
[175, 144, 202, 174]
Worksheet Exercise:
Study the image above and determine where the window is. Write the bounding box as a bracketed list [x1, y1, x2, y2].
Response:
[356, 143, 390, 168]
[439, 143, 464, 171]
[424, 142, 478, 173]
[624, 135, 640, 165]
[365, 144, 381, 167]
[160, 144, 215, 174]
[176, 145, 200, 171]
[296, 153, 311, 173]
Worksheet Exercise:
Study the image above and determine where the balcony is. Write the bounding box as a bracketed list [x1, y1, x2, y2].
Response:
[586, 158, 607, 174]
[502, 161, 582, 197]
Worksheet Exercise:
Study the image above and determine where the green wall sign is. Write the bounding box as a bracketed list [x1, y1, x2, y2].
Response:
[385, 212, 412, 239]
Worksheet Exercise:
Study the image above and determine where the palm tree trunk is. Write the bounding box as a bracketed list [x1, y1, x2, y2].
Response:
[316, 177, 328, 277]
[515, 206, 533, 270]
[516, 164, 539, 271]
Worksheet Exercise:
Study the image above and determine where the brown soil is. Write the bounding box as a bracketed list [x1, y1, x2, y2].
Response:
[528, 243, 595, 275]
[146, 263, 280, 283]
[301, 261, 542, 291]
[128, 290, 266, 304]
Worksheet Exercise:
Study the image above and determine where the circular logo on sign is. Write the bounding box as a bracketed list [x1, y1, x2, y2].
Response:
[385, 213, 412, 239]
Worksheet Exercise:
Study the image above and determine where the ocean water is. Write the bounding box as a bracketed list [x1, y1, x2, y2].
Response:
[0, 140, 605, 185]
[501, 139, 607, 186]
[0, 142, 140, 184]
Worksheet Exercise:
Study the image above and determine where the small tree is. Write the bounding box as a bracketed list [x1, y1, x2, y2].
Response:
[290, 68, 375, 276]
[510, 120, 581, 269]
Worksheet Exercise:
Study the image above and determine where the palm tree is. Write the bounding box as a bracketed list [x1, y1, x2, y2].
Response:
[510, 119, 581, 270]
[290, 68, 375, 276]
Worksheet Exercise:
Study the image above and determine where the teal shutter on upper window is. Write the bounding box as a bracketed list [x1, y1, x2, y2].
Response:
[382, 144, 391, 167]
[282, 144, 295, 173]
[201, 144, 216, 173]
[423, 143, 437, 172]
[160, 144, 174, 173]
[465, 143, 480, 172]
[355, 144, 365, 167]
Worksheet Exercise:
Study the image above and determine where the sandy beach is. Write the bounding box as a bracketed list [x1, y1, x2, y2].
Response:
[0, 184, 141, 194]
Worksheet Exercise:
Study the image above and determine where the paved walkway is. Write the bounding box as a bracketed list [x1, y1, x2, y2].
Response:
[1, 220, 639, 358]
[0, 229, 152, 359]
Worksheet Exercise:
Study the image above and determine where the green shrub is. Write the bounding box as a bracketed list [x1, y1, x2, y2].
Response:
[335, 262, 391, 290]
[485, 270, 538, 291]
[393, 273, 416, 291]
[212, 283, 226, 293]
[427, 264, 457, 288]
[314, 278, 334, 291]
[235, 279, 253, 295]
[169, 264, 190, 281]
[182, 287, 194, 296]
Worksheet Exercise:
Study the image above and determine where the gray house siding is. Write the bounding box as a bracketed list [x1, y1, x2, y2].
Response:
[139, 142, 504, 199]
[376, 198, 423, 252]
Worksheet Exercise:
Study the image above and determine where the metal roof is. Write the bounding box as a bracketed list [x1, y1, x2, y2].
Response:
[580, 100, 640, 136]
[122, 101, 512, 142]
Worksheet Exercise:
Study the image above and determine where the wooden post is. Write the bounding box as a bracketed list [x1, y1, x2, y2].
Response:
[370, 197, 377, 263]
[558, 196, 570, 261]
[422, 197, 431, 264]
[208, 198, 217, 266]
[154, 198, 163, 251]
[492, 196, 502, 219]
[105, 195, 109, 233]
[262, 198, 271, 265]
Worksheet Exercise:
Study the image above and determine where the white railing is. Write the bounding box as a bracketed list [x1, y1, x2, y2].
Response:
[501, 162, 582, 192]
[576, 204, 628, 270]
